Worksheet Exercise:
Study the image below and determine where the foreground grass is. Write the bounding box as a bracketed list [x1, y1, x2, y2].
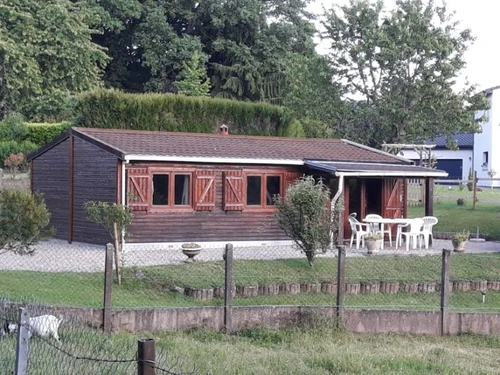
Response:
[408, 186, 500, 240]
[147, 328, 500, 375]
[3, 325, 500, 374]
[2, 254, 500, 309]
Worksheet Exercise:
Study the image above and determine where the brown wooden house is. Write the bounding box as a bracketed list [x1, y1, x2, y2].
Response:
[28, 127, 447, 246]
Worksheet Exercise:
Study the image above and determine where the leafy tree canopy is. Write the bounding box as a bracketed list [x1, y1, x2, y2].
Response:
[322, 0, 490, 147]
[0, 0, 108, 121]
[87, 0, 317, 101]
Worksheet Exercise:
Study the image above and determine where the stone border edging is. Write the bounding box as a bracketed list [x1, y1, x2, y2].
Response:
[180, 280, 500, 301]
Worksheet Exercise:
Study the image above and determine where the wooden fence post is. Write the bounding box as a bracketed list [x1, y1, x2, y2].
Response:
[472, 171, 478, 210]
[137, 338, 155, 375]
[103, 243, 113, 334]
[15, 308, 30, 375]
[336, 245, 346, 328]
[224, 243, 234, 334]
[441, 249, 451, 336]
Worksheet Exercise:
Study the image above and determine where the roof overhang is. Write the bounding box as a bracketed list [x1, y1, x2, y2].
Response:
[125, 154, 304, 165]
[305, 160, 448, 178]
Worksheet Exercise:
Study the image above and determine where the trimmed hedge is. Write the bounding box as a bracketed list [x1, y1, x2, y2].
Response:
[73, 89, 293, 136]
[26, 122, 70, 146]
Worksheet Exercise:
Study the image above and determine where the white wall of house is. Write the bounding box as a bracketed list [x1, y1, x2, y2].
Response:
[400, 149, 472, 180]
[474, 88, 500, 187]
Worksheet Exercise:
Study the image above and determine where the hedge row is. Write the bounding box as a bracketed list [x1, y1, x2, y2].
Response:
[26, 122, 70, 146]
[73, 89, 293, 136]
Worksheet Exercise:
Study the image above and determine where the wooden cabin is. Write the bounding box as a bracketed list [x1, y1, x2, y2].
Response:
[28, 127, 447, 246]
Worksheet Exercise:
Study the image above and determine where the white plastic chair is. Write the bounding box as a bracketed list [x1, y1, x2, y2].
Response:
[348, 213, 371, 249]
[397, 218, 424, 251]
[421, 216, 438, 249]
[364, 214, 392, 247]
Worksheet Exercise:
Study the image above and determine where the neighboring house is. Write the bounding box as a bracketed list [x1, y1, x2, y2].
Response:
[474, 85, 500, 187]
[398, 133, 473, 181]
[400, 85, 500, 188]
[27, 127, 447, 247]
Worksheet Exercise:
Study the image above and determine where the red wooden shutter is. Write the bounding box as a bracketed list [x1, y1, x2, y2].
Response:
[194, 170, 216, 211]
[223, 170, 244, 211]
[127, 168, 150, 211]
[383, 178, 404, 219]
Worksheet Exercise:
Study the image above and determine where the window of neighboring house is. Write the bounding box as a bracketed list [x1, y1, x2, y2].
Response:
[482, 152, 489, 168]
[152, 173, 191, 208]
[246, 173, 282, 207]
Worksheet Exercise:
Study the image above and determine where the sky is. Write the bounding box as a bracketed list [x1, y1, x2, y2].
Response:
[308, 0, 500, 92]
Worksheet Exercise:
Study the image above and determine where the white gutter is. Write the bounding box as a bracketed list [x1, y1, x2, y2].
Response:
[125, 154, 304, 165]
[334, 171, 448, 178]
[330, 174, 344, 249]
[121, 160, 129, 252]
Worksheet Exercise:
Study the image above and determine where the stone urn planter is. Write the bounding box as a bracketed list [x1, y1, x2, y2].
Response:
[452, 231, 469, 253]
[365, 232, 383, 254]
[181, 243, 202, 262]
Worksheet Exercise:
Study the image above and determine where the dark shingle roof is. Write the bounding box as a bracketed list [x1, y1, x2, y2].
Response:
[70, 127, 409, 165]
[427, 133, 474, 149]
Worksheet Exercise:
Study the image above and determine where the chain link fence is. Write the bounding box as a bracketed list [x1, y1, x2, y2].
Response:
[449, 252, 500, 313]
[0, 299, 195, 375]
[2, 239, 499, 313]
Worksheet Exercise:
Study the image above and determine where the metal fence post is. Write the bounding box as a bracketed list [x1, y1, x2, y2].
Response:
[103, 243, 114, 334]
[15, 308, 30, 375]
[336, 245, 346, 328]
[138, 338, 156, 375]
[224, 243, 234, 334]
[441, 249, 451, 336]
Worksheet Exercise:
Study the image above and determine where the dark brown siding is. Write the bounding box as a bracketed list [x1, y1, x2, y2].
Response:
[72, 137, 118, 244]
[32, 139, 70, 240]
[127, 163, 305, 243]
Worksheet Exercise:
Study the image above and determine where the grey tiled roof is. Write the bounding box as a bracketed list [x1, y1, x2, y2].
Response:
[427, 133, 474, 149]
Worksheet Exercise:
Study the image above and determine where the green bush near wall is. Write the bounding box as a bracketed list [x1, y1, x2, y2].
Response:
[0, 140, 39, 164]
[73, 89, 293, 136]
[26, 122, 71, 146]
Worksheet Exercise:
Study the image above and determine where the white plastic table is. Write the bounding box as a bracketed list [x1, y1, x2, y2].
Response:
[362, 217, 412, 250]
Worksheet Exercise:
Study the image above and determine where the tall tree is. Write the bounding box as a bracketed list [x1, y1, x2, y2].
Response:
[90, 0, 317, 101]
[0, 0, 108, 120]
[174, 51, 211, 97]
[322, 0, 490, 147]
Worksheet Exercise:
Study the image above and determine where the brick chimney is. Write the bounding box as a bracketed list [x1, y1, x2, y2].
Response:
[219, 124, 229, 136]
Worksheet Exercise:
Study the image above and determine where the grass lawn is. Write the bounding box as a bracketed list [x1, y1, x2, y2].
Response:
[3, 326, 500, 374]
[408, 185, 500, 239]
[2, 253, 500, 310]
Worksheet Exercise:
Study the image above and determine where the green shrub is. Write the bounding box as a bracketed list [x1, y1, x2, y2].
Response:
[73, 89, 292, 136]
[26, 122, 70, 146]
[0, 113, 28, 142]
[0, 141, 38, 168]
[0, 190, 54, 255]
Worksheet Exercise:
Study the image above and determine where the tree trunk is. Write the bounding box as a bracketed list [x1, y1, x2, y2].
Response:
[305, 250, 315, 267]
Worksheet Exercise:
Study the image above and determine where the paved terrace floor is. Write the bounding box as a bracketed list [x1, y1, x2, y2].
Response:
[0, 239, 499, 273]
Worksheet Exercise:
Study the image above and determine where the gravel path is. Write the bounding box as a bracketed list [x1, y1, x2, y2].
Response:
[0, 239, 499, 273]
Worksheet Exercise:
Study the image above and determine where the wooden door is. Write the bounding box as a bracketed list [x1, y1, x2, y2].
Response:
[382, 178, 406, 219]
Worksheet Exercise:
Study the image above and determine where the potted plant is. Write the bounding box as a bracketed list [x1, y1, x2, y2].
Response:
[365, 232, 384, 254]
[181, 243, 202, 262]
[452, 230, 469, 252]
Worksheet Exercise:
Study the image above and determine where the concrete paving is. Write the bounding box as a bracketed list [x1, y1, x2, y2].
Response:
[0, 238, 499, 273]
